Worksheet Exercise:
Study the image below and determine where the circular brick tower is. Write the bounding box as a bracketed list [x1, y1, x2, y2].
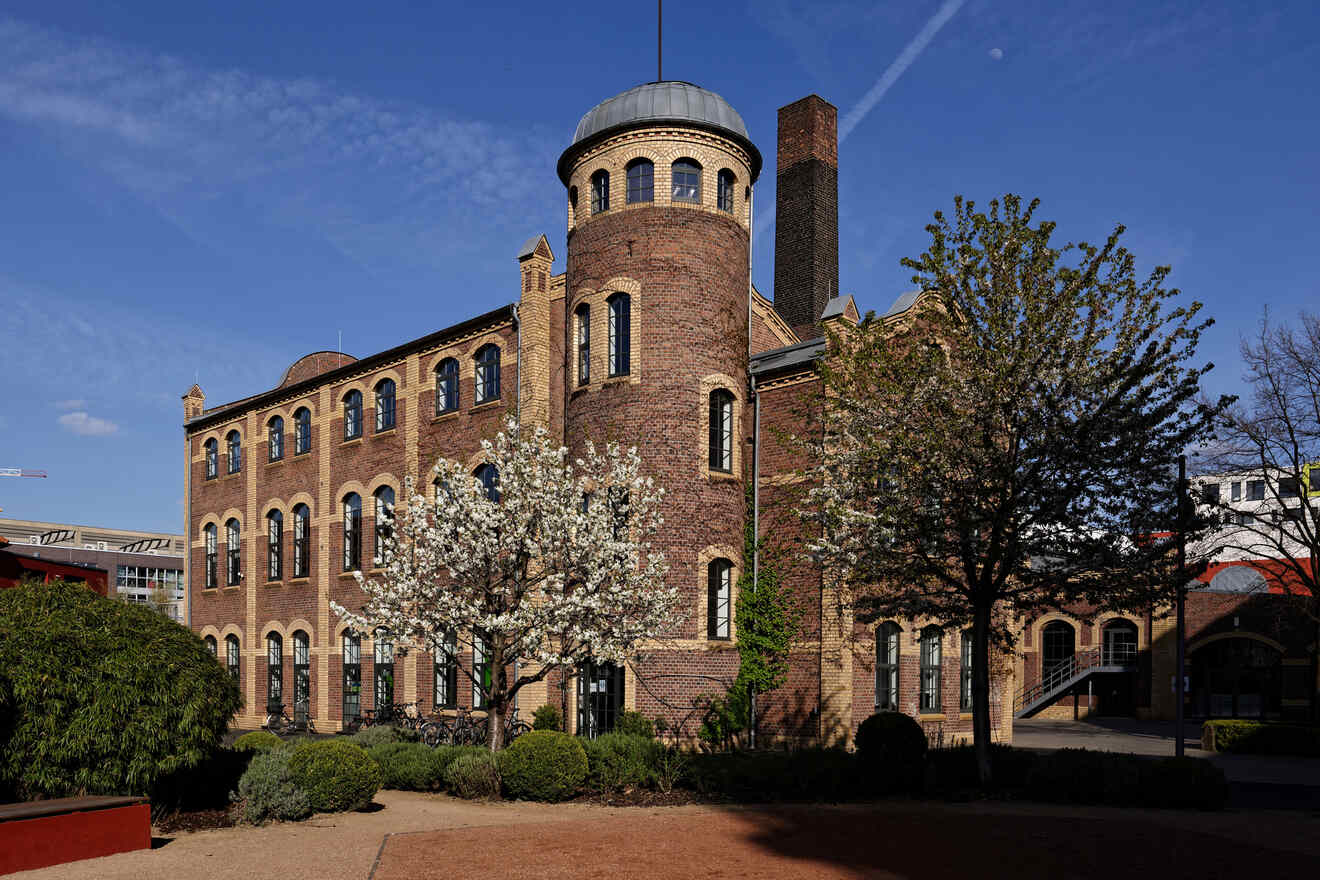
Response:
[558, 81, 762, 725]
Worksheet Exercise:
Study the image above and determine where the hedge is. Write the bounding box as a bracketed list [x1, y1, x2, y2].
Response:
[580, 733, 660, 792]
[287, 741, 380, 812]
[499, 731, 588, 801]
[1202, 720, 1320, 757]
[368, 742, 449, 791]
[234, 731, 283, 753]
[1025, 748, 1226, 810]
[855, 712, 927, 793]
[682, 748, 863, 802]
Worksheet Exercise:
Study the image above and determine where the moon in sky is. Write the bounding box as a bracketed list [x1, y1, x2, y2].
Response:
[989, 47, 1004, 60]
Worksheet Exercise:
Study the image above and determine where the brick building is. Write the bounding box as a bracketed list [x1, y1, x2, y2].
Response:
[184, 81, 1016, 742]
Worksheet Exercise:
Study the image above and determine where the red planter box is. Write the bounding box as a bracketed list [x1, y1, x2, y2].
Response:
[0, 796, 151, 875]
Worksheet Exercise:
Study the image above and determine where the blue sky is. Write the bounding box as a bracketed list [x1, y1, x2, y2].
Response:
[1, 0, 1316, 533]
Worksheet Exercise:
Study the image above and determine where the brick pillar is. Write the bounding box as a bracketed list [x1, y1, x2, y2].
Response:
[517, 235, 554, 430]
[772, 95, 839, 337]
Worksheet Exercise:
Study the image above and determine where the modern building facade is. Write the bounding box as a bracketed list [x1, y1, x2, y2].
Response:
[183, 82, 1016, 742]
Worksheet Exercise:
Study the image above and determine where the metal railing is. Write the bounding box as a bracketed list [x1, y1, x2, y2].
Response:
[1013, 645, 1137, 715]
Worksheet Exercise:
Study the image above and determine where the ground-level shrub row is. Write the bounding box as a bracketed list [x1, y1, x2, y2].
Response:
[1202, 719, 1320, 757]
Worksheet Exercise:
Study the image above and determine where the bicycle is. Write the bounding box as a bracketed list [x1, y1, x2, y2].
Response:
[263, 703, 316, 737]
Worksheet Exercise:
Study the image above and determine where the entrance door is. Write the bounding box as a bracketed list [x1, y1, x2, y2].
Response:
[577, 661, 623, 739]
[1041, 621, 1076, 683]
[1191, 637, 1281, 718]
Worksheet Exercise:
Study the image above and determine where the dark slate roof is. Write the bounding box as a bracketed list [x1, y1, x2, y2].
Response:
[516, 235, 543, 260]
[884, 290, 922, 317]
[820, 294, 854, 320]
[750, 337, 827, 377]
[558, 81, 761, 183]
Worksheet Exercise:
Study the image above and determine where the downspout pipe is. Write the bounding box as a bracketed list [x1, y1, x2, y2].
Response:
[513, 304, 521, 428]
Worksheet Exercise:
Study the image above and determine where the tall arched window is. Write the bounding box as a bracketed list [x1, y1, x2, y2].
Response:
[626, 159, 654, 203]
[225, 518, 241, 586]
[435, 358, 459, 414]
[292, 631, 310, 723]
[266, 632, 283, 713]
[226, 430, 242, 474]
[709, 389, 734, 473]
[343, 390, 363, 440]
[920, 625, 943, 712]
[876, 622, 900, 710]
[204, 438, 218, 479]
[591, 169, 609, 213]
[707, 558, 732, 640]
[268, 416, 284, 462]
[373, 486, 395, 567]
[374, 630, 394, 713]
[342, 632, 361, 724]
[473, 636, 491, 709]
[671, 158, 701, 203]
[266, 509, 283, 581]
[374, 379, 395, 432]
[434, 628, 457, 709]
[717, 169, 736, 213]
[960, 630, 974, 712]
[294, 407, 312, 455]
[204, 523, 218, 588]
[475, 464, 500, 502]
[225, 634, 240, 686]
[204, 634, 218, 656]
[1103, 619, 1138, 666]
[608, 292, 630, 377]
[343, 493, 361, 571]
[474, 345, 500, 404]
[576, 303, 590, 385]
[292, 504, 310, 578]
[1042, 620, 1076, 679]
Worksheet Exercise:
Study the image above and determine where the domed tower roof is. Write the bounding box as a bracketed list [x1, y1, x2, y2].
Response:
[558, 81, 761, 183]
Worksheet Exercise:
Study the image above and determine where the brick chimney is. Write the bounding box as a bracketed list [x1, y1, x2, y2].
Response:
[182, 384, 205, 421]
[772, 95, 839, 338]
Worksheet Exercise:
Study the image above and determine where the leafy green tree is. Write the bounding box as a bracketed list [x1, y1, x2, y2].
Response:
[804, 195, 1227, 784]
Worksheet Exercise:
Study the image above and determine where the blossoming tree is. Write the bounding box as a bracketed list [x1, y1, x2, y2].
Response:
[331, 420, 679, 749]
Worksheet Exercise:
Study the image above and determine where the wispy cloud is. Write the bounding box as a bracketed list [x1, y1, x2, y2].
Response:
[53, 398, 86, 411]
[57, 411, 119, 437]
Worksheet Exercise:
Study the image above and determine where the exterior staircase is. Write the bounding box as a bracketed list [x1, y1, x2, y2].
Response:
[1014, 645, 1137, 718]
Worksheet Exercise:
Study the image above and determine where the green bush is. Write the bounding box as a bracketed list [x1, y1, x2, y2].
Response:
[0, 579, 242, 800]
[234, 731, 283, 753]
[368, 742, 448, 791]
[1143, 756, 1228, 810]
[1203, 719, 1320, 757]
[445, 751, 501, 799]
[854, 712, 928, 793]
[152, 747, 253, 812]
[532, 704, 563, 731]
[613, 710, 656, 740]
[287, 740, 380, 813]
[923, 744, 1038, 795]
[499, 730, 588, 801]
[237, 748, 312, 824]
[683, 748, 862, 802]
[580, 733, 660, 792]
[347, 724, 419, 748]
[1024, 748, 1225, 810]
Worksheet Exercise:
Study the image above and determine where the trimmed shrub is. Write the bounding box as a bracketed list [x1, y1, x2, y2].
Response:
[234, 731, 283, 753]
[1143, 756, 1228, 810]
[368, 742, 447, 791]
[1024, 748, 1226, 810]
[923, 744, 1038, 795]
[347, 725, 419, 748]
[532, 704, 563, 731]
[287, 740, 380, 813]
[499, 730, 588, 801]
[1202, 720, 1320, 757]
[237, 748, 312, 824]
[613, 710, 656, 740]
[445, 751, 501, 799]
[0, 579, 242, 800]
[683, 748, 862, 802]
[152, 747, 254, 812]
[580, 733, 660, 792]
[855, 712, 927, 793]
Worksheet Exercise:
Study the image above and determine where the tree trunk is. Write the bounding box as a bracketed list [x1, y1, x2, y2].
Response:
[972, 602, 994, 787]
[486, 639, 509, 752]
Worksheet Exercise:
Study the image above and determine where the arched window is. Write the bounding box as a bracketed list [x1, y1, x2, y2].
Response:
[204, 634, 218, 656]
[434, 628, 457, 709]
[876, 622, 900, 710]
[707, 558, 732, 640]
[204, 438, 218, 479]
[475, 464, 500, 502]
[576, 303, 590, 385]
[920, 625, 943, 712]
[591, 169, 609, 213]
[473, 635, 491, 709]
[266, 632, 283, 713]
[960, 630, 975, 712]
[203, 523, 218, 588]
[225, 634, 240, 686]
[374, 630, 394, 713]
[294, 407, 312, 455]
[266, 509, 283, 581]
[474, 345, 500, 404]
[717, 169, 736, 213]
[226, 430, 242, 474]
[671, 159, 701, 203]
[435, 358, 459, 414]
[292, 631, 310, 723]
[267, 416, 284, 462]
[626, 159, 654, 203]
[373, 486, 395, 567]
[1042, 621, 1076, 679]
[608, 292, 631, 377]
[343, 493, 361, 571]
[343, 390, 363, 440]
[1103, 619, 1138, 666]
[374, 379, 396, 432]
[568, 185, 578, 212]
[225, 518, 241, 586]
[709, 389, 734, 473]
[342, 632, 361, 724]
[292, 504, 310, 578]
